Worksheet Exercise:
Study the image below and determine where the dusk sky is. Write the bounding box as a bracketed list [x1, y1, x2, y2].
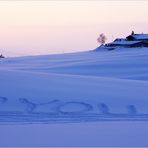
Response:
[0, 1, 148, 57]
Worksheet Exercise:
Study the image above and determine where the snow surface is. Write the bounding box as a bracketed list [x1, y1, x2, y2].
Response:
[109, 40, 141, 45]
[0, 47, 148, 146]
[132, 34, 148, 40]
[0, 122, 148, 147]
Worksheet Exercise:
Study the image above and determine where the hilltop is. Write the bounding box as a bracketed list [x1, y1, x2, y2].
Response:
[96, 32, 148, 51]
[0, 46, 148, 120]
[0, 43, 148, 146]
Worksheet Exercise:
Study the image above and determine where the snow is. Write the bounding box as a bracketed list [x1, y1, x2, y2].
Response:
[0, 47, 148, 146]
[0, 122, 148, 147]
[109, 40, 141, 45]
[132, 34, 148, 40]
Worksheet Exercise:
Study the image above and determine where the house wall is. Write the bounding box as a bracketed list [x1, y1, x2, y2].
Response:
[106, 42, 148, 48]
[126, 35, 135, 41]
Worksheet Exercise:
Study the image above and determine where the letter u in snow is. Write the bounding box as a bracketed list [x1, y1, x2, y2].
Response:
[98, 103, 109, 114]
[126, 105, 137, 115]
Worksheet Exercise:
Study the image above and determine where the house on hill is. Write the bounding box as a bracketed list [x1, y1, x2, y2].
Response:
[105, 32, 148, 49]
[126, 34, 148, 41]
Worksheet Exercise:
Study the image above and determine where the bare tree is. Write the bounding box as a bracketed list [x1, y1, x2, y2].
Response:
[97, 33, 107, 45]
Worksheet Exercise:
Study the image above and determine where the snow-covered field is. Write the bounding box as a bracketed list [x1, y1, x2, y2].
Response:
[0, 47, 148, 146]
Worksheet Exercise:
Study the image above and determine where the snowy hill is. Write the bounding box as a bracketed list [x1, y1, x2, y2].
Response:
[1, 47, 148, 146]
[0, 47, 148, 123]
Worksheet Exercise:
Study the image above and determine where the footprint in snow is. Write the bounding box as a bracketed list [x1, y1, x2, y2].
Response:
[98, 103, 110, 114]
[19, 98, 60, 113]
[126, 105, 137, 115]
[0, 96, 8, 103]
[57, 101, 93, 114]
[19, 98, 36, 113]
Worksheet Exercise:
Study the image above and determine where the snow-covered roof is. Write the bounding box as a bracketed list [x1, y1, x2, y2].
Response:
[131, 34, 148, 40]
[110, 40, 141, 45]
[114, 38, 126, 42]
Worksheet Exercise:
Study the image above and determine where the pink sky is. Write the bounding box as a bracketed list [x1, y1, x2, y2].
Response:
[0, 1, 148, 57]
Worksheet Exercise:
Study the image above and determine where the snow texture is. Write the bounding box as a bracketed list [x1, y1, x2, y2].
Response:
[0, 48, 148, 122]
[0, 47, 148, 146]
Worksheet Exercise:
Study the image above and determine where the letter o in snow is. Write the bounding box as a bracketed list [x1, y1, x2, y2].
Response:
[57, 102, 93, 114]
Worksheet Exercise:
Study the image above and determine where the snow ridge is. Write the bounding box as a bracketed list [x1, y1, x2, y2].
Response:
[0, 47, 148, 124]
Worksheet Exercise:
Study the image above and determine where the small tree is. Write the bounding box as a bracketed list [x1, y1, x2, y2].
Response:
[97, 33, 107, 45]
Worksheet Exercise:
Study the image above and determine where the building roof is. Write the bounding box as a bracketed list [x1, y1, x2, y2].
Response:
[131, 34, 148, 40]
[114, 38, 126, 42]
[109, 40, 141, 45]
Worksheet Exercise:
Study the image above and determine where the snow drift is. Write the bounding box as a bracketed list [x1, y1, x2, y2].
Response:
[0, 47, 148, 123]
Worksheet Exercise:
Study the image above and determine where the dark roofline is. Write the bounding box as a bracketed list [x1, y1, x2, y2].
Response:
[126, 33, 148, 41]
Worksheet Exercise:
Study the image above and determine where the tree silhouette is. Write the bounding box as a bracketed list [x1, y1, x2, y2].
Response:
[97, 33, 107, 45]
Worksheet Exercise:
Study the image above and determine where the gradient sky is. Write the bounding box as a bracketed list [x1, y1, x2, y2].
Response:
[0, 1, 148, 57]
